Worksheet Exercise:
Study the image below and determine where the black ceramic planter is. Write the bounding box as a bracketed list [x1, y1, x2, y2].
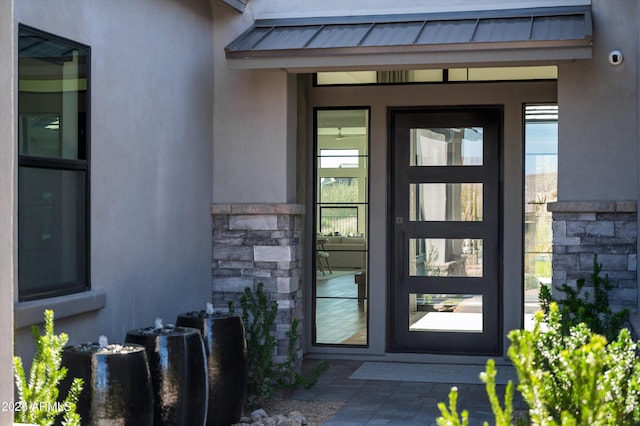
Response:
[61, 342, 154, 426]
[125, 324, 208, 426]
[176, 311, 248, 426]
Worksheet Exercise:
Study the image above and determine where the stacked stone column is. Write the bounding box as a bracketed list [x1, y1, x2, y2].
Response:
[548, 201, 637, 313]
[211, 204, 304, 365]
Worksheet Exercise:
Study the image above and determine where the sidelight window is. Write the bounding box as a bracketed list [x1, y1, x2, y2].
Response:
[523, 104, 558, 327]
[313, 108, 369, 346]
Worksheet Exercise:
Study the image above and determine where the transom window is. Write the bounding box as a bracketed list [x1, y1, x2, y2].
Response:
[316, 66, 557, 86]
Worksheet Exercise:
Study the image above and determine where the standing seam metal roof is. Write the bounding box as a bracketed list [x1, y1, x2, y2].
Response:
[226, 5, 592, 65]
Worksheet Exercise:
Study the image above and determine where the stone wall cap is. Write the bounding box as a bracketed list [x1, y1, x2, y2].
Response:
[548, 200, 637, 213]
[212, 203, 305, 215]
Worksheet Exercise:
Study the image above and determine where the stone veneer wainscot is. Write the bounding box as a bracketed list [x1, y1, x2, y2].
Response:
[211, 203, 304, 365]
[548, 201, 637, 313]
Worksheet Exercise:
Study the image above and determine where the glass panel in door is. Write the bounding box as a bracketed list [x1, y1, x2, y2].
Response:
[409, 293, 483, 332]
[410, 183, 483, 222]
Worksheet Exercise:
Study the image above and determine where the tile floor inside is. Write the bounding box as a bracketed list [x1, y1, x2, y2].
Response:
[315, 270, 367, 345]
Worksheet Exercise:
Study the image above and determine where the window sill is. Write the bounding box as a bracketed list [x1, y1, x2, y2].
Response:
[14, 290, 106, 329]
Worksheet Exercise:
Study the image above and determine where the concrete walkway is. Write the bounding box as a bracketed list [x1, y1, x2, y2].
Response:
[288, 359, 527, 426]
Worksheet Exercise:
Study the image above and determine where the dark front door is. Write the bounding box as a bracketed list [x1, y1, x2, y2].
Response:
[389, 107, 502, 355]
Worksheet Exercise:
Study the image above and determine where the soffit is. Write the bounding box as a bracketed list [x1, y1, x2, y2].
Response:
[225, 5, 592, 71]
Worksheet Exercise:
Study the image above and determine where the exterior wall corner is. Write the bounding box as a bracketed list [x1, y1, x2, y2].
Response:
[550, 200, 638, 313]
[211, 203, 305, 366]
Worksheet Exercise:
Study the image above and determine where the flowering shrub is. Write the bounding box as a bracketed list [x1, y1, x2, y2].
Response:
[510, 303, 640, 425]
[437, 303, 640, 426]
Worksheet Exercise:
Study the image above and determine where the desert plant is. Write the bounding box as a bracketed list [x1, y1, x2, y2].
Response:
[539, 254, 629, 341]
[237, 284, 329, 410]
[509, 304, 640, 425]
[436, 359, 518, 426]
[238, 283, 279, 409]
[438, 255, 637, 425]
[13, 309, 83, 426]
[436, 386, 469, 426]
[279, 318, 329, 390]
[480, 359, 518, 426]
[438, 303, 640, 426]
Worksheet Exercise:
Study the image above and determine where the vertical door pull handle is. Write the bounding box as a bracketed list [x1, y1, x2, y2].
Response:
[400, 229, 406, 282]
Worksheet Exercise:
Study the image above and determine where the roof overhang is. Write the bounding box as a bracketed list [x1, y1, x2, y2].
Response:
[222, 0, 247, 13]
[225, 6, 592, 72]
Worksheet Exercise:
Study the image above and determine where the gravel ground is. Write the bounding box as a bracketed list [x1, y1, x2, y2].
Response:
[259, 398, 344, 425]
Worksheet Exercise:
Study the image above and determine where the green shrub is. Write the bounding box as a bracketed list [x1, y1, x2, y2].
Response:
[238, 283, 279, 410]
[481, 359, 518, 426]
[436, 386, 470, 426]
[278, 318, 329, 391]
[539, 254, 629, 342]
[437, 303, 640, 426]
[13, 309, 83, 426]
[436, 359, 519, 426]
[236, 283, 328, 411]
[509, 304, 640, 425]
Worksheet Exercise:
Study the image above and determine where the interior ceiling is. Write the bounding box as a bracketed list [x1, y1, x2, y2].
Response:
[317, 110, 368, 129]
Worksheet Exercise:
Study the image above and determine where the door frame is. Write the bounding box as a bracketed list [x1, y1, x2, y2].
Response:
[305, 79, 557, 360]
[387, 105, 504, 356]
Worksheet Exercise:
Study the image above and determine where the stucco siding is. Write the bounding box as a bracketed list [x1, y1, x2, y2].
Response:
[13, 0, 214, 362]
[558, 0, 638, 201]
[0, 0, 15, 419]
[247, 0, 590, 19]
[212, 2, 296, 204]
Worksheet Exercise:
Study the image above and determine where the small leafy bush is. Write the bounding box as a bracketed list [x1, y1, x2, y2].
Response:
[278, 317, 329, 391]
[437, 359, 519, 426]
[437, 386, 469, 426]
[539, 254, 629, 341]
[13, 309, 83, 426]
[437, 303, 640, 426]
[510, 304, 640, 425]
[236, 283, 328, 410]
[481, 359, 518, 426]
[238, 283, 279, 409]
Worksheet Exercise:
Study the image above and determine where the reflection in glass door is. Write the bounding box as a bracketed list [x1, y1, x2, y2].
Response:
[313, 108, 369, 346]
[390, 108, 502, 355]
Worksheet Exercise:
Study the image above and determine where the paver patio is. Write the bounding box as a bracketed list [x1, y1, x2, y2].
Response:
[288, 359, 527, 426]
